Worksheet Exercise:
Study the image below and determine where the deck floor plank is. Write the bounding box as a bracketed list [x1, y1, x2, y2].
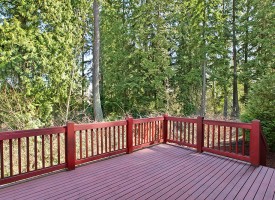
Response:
[0, 144, 274, 200]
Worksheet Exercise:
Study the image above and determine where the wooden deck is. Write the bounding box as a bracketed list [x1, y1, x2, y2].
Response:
[0, 144, 274, 200]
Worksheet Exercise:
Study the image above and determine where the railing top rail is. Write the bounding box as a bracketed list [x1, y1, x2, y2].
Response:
[166, 116, 197, 123]
[133, 116, 164, 124]
[0, 126, 66, 140]
[203, 119, 252, 129]
[74, 120, 127, 131]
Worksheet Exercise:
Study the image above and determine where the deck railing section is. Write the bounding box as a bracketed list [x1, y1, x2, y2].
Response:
[73, 120, 127, 166]
[166, 116, 197, 148]
[202, 120, 251, 163]
[0, 115, 267, 185]
[132, 117, 164, 150]
[0, 127, 66, 185]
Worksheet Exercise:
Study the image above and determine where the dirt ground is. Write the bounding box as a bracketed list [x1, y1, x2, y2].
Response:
[267, 152, 275, 168]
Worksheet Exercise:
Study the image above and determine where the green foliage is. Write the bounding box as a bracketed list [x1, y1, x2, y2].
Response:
[241, 74, 275, 151]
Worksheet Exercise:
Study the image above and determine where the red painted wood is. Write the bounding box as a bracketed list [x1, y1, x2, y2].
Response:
[57, 133, 61, 164]
[35, 136, 38, 170]
[18, 138, 21, 174]
[66, 122, 75, 170]
[122, 125, 125, 148]
[101, 128, 104, 154]
[236, 128, 239, 154]
[184, 122, 186, 142]
[132, 140, 164, 150]
[250, 120, 261, 166]
[166, 116, 196, 123]
[204, 120, 252, 129]
[218, 125, 220, 150]
[202, 147, 250, 162]
[0, 140, 3, 178]
[188, 123, 190, 144]
[133, 117, 164, 124]
[207, 124, 210, 148]
[0, 164, 66, 185]
[105, 128, 107, 153]
[26, 137, 30, 172]
[118, 126, 121, 149]
[212, 125, 215, 149]
[126, 116, 134, 154]
[91, 130, 94, 156]
[169, 120, 172, 140]
[96, 129, 99, 154]
[80, 131, 83, 158]
[242, 129, 245, 156]
[197, 116, 204, 153]
[229, 126, 232, 152]
[113, 127, 116, 151]
[85, 130, 88, 157]
[9, 139, 12, 176]
[74, 120, 127, 131]
[50, 134, 53, 166]
[152, 121, 155, 141]
[0, 127, 66, 140]
[223, 126, 226, 151]
[42, 135, 45, 168]
[108, 127, 111, 152]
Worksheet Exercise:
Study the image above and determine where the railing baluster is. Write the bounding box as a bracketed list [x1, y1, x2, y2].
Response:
[207, 124, 210, 148]
[42, 135, 45, 168]
[109, 127, 111, 152]
[105, 128, 107, 153]
[57, 133, 60, 164]
[35, 136, 38, 170]
[223, 126, 226, 151]
[242, 129, 245, 155]
[18, 138, 21, 174]
[138, 124, 141, 145]
[0, 140, 4, 178]
[236, 128, 239, 154]
[91, 129, 94, 156]
[101, 128, 103, 154]
[122, 125, 125, 148]
[113, 126, 116, 151]
[229, 127, 232, 152]
[50, 134, 53, 166]
[80, 131, 83, 159]
[188, 123, 190, 144]
[192, 123, 195, 145]
[212, 125, 215, 149]
[118, 126, 121, 149]
[9, 139, 13, 176]
[85, 130, 88, 157]
[218, 126, 220, 150]
[96, 129, 99, 155]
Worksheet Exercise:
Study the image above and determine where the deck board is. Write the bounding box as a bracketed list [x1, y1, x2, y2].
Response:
[0, 144, 274, 200]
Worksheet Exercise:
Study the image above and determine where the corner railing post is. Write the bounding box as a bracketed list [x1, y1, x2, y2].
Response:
[197, 116, 204, 153]
[163, 114, 168, 144]
[250, 120, 261, 166]
[126, 116, 134, 154]
[66, 122, 76, 170]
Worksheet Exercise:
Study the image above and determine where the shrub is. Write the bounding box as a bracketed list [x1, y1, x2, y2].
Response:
[241, 74, 275, 151]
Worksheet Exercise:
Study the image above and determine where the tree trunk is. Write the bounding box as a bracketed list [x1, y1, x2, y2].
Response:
[231, 0, 239, 119]
[92, 0, 103, 121]
[200, 0, 207, 117]
[223, 86, 228, 119]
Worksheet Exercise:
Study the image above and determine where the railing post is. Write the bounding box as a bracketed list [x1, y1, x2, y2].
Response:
[66, 122, 76, 170]
[197, 116, 204, 153]
[250, 120, 261, 166]
[163, 114, 168, 144]
[126, 116, 134, 154]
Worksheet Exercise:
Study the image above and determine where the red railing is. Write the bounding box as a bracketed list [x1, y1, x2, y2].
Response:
[0, 115, 267, 185]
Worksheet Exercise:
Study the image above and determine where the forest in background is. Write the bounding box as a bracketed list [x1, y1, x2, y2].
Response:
[0, 1, 274, 148]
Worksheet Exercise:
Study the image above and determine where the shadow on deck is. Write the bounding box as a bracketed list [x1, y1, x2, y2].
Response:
[0, 144, 274, 200]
